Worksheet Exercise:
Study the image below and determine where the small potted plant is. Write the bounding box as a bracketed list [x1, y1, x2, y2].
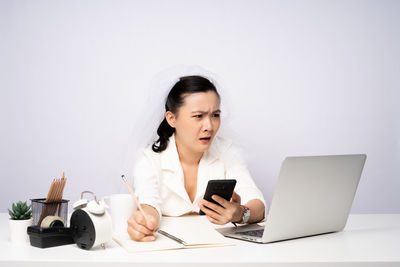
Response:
[8, 201, 33, 244]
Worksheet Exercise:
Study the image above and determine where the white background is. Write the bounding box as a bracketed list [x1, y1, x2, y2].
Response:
[1, 0, 399, 213]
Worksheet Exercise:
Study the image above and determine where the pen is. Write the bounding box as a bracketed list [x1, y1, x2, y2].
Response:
[121, 175, 150, 224]
[157, 229, 187, 246]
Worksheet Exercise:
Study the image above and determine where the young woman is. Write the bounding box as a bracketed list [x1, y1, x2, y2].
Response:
[127, 75, 266, 242]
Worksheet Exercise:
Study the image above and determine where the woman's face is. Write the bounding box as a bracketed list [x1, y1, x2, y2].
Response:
[166, 91, 221, 154]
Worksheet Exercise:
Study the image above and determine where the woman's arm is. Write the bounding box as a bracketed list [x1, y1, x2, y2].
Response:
[198, 193, 265, 225]
[128, 150, 163, 241]
[133, 150, 163, 222]
[222, 142, 267, 224]
[241, 198, 265, 224]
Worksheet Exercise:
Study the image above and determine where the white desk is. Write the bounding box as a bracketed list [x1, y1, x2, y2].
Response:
[1, 214, 399, 267]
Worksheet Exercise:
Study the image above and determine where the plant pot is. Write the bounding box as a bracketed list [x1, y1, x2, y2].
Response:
[9, 218, 33, 244]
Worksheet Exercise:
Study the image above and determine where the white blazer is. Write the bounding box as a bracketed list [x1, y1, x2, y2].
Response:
[133, 133, 266, 221]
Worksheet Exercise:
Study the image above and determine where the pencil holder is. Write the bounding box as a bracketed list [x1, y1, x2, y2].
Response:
[31, 199, 69, 227]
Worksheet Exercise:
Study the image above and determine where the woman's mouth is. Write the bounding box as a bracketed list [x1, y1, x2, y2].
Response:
[199, 137, 211, 144]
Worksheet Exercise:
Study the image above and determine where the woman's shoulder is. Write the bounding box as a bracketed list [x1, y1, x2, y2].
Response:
[138, 140, 174, 162]
[133, 144, 162, 174]
[210, 135, 245, 161]
[211, 135, 233, 154]
[140, 143, 161, 159]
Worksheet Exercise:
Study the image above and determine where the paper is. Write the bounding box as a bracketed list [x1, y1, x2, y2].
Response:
[113, 215, 234, 253]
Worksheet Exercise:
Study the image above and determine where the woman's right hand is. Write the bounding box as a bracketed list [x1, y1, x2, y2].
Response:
[127, 204, 159, 242]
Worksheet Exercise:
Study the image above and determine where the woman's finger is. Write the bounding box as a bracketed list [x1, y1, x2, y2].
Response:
[145, 216, 158, 231]
[211, 195, 230, 208]
[127, 224, 145, 241]
[201, 199, 225, 214]
[130, 219, 154, 235]
[231, 191, 241, 204]
[132, 211, 146, 226]
[134, 211, 156, 230]
[139, 235, 156, 242]
[199, 203, 224, 222]
[206, 215, 222, 225]
[128, 227, 156, 242]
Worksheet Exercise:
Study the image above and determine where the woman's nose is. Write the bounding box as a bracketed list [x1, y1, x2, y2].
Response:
[203, 117, 213, 132]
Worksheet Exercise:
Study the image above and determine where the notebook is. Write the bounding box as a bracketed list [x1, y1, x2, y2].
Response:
[113, 215, 235, 253]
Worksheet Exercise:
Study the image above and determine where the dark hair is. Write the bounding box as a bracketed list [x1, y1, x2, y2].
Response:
[152, 75, 220, 153]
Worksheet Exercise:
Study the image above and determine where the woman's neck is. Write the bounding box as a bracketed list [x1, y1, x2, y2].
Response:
[175, 136, 203, 165]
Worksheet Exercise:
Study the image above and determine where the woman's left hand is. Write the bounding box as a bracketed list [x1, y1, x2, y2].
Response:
[198, 191, 243, 225]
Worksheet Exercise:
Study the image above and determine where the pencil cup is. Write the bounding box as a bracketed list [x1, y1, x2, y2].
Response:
[31, 199, 69, 227]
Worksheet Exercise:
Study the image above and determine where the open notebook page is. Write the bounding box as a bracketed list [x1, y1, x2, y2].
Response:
[113, 215, 234, 253]
[160, 215, 232, 246]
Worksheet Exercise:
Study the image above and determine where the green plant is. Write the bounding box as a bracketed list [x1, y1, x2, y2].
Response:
[8, 201, 32, 220]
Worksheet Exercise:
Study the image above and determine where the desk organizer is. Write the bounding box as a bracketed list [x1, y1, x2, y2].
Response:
[31, 199, 69, 227]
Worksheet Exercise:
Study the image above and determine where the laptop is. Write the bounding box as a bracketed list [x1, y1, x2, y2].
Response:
[217, 154, 367, 243]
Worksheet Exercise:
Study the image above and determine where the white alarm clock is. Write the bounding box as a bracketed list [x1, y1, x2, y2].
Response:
[70, 191, 112, 249]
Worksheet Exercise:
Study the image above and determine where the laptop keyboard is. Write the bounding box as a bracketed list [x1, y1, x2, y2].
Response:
[235, 229, 264, 238]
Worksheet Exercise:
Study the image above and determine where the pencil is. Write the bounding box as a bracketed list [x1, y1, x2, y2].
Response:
[121, 175, 150, 224]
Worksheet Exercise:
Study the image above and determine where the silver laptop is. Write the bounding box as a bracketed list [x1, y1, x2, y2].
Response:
[218, 154, 366, 243]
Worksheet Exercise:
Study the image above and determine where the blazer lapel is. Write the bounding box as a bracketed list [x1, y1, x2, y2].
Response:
[194, 139, 226, 204]
[160, 134, 191, 203]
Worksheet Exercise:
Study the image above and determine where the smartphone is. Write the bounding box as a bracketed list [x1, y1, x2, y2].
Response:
[199, 179, 237, 215]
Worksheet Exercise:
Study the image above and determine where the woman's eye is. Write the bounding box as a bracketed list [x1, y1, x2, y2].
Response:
[213, 113, 220, 118]
[193, 114, 202, 118]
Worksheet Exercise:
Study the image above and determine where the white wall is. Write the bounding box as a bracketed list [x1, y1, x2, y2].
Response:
[1, 0, 399, 213]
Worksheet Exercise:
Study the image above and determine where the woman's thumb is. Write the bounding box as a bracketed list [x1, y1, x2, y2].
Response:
[232, 191, 241, 203]
[146, 216, 157, 230]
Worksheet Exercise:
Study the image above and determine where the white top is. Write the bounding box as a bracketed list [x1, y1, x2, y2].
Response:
[133, 133, 266, 221]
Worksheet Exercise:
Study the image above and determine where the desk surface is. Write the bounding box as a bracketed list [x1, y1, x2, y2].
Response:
[1, 214, 399, 267]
